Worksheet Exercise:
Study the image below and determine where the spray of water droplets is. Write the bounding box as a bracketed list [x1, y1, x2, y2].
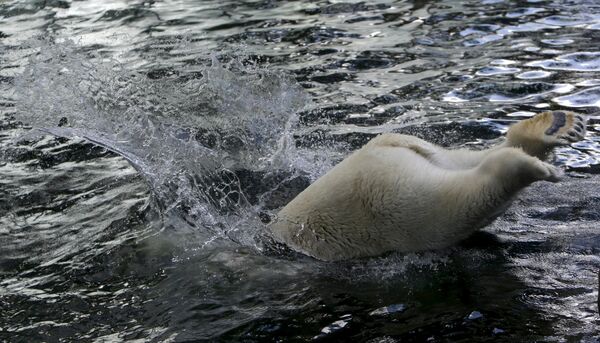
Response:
[12, 37, 328, 248]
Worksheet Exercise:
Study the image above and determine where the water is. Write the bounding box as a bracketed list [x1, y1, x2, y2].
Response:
[1, 0, 600, 341]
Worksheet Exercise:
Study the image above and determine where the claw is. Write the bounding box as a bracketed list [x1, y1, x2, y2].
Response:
[568, 132, 579, 140]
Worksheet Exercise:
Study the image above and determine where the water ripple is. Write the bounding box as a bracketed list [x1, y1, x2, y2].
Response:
[476, 66, 521, 76]
[537, 14, 600, 27]
[506, 7, 545, 19]
[444, 82, 573, 103]
[527, 52, 600, 71]
[553, 86, 600, 108]
[516, 70, 552, 79]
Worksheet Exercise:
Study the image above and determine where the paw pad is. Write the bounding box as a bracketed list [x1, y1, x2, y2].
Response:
[544, 111, 566, 136]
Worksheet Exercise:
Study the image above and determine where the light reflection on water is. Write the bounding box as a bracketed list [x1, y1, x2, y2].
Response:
[1, 0, 600, 341]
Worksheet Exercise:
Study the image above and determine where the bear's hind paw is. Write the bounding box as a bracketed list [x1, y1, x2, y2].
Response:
[541, 111, 587, 145]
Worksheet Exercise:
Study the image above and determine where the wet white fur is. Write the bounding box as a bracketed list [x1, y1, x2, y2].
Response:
[269, 112, 585, 261]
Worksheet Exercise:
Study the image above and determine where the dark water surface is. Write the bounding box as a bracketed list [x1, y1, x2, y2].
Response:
[1, 0, 600, 341]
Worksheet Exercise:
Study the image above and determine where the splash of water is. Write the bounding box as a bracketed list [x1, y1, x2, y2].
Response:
[13, 37, 313, 247]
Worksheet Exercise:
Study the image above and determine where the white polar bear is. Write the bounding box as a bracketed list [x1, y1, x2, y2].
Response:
[269, 111, 587, 261]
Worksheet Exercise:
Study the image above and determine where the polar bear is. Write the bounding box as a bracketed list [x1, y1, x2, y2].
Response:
[268, 111, 587, 261]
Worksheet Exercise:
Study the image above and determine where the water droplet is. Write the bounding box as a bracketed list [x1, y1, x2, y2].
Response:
[467, 311, 483, 320]
[493, 327, 505, 334]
